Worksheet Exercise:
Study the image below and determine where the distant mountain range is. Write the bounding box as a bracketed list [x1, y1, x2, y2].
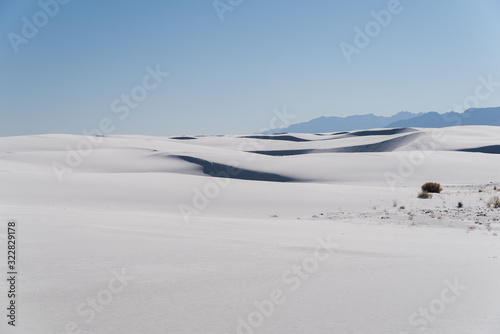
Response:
[264, 107, 500, 134]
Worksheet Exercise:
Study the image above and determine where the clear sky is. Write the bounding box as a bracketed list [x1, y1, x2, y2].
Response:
[2, 0, 500, 136]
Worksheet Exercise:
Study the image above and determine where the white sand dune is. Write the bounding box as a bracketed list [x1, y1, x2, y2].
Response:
[0, 126, 499, 333]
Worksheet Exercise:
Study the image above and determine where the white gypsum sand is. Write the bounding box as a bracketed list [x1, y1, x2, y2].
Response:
[0, 126, 499, 333]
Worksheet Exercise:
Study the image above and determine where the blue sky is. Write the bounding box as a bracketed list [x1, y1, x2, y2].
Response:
[1, 0, 500, 136]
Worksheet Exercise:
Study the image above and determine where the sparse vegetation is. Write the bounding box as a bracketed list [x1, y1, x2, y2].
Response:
[418, 191, 433, 199]
[479, 189, 483, 193]
[487, 196, 500, 208]
[399, 205, 405, 210]
[421, 182, 442, 194]
[458, 201, 463, 208]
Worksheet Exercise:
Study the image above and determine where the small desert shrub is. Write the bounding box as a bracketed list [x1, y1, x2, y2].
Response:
[400, 205, 406, 210]
[487, 196, 500, 208]
[494, 186, 497, 191]
[421, 182, 442, 194]
[457, 201, 463, 208]
[479, 189, 483, 193]
[418, 191, 433, 199]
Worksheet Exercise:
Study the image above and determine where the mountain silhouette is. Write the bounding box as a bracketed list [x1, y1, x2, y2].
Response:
[266, 107, 500, 134]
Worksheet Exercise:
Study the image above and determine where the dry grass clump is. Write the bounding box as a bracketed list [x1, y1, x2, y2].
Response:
[487, 196, 500, 208]
[418, 191, 433, 199]
[421, 182, 442, 194]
